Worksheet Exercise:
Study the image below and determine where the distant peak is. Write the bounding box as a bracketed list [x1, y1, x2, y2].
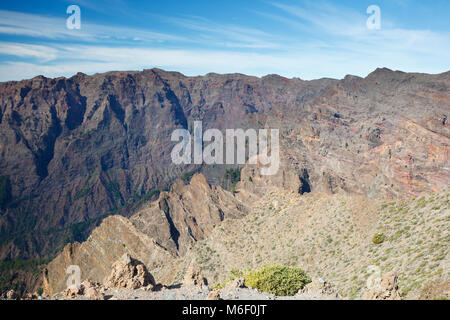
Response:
[344, 74, 363, 81]
[366, 67, 405, 79]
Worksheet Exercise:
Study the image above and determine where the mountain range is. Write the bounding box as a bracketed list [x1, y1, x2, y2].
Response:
[0, 67, 448, 297]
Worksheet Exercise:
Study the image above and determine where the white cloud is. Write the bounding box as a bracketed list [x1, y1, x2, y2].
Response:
[0, 4, 448, 82]
[0, 43, 58, 61]
[0, 10, 187, 43]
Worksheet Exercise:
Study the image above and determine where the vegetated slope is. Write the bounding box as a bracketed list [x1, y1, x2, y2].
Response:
[178, 187, 449, 299]
[44, 163, 449, 299]
[0, 68, 448, 262]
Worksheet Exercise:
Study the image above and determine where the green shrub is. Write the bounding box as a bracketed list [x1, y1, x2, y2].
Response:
[245, 264, 311, 296]
[372, 233, 386, 244]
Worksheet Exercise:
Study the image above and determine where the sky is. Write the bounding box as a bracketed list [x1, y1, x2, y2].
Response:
[0, 0, 449, 81]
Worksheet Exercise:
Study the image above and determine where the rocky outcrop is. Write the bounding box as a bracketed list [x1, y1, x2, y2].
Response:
[183, 264, 208, 288]
[131, 173, 247, 256]
[5, 289, 19, 300]
[419, 281, 450, 300]
[296, 278, 340, 300]
[363, 271, 402, 300]
[64, 285, 83, 299]
[104, 254, 155, 290]
[206, 290, 221, 300]
[44, 215, 176, 295]
[45, 173, 247, 295]
[62, 280, 104, 300]
[224, 278, 246, 291]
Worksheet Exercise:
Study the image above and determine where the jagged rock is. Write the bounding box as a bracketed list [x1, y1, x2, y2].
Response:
[296, 278, 340, 300]
[363, 271, 402, 300]
[45, 215, 175, 295]
[183, 265, 208, 288]
[206, 290, 221, 300]
[224, 278, 246, 291]
[64, 285, 83, 299]
[6, 289, 19, 300]
[104, 254, 155, 290]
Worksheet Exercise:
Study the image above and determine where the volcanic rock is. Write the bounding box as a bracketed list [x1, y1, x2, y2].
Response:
[104, 253, 155, 290]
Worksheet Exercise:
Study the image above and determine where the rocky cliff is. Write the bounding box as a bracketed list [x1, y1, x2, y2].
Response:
[0, 67, 448, 264]
[44, 173, 248, 294]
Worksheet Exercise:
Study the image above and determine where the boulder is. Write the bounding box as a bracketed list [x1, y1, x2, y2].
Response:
[104, 254, 155, 290]
[84, 287, 104, 300]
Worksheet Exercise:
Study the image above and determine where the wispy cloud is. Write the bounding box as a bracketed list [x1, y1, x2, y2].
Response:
[0, 1, 448, 82]
[260, 1, 450, 62]
[0, 43, 58, 61]
[163, 15, 282, 49]
[0, 10, 187, 44]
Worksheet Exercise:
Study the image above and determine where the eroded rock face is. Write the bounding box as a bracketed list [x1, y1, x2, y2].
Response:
[44, 215, 175, 295]
[104, 254, 156, 290]
[45, 173, 248, 295]
[131, 173, 247, 256]
[0, 68, 448, 261]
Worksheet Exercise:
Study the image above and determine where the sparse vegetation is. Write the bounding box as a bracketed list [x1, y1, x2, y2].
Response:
[245, 264, 311, 296]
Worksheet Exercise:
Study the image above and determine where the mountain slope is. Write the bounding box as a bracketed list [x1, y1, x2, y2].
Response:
[179, 186, 449, 299]
[0, 68, 448, 263]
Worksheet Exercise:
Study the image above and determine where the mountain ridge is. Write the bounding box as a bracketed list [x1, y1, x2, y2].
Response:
[0, 67, 448, 265]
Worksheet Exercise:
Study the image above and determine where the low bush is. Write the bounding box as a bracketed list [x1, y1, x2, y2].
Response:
[372, 233, 386, 244]
[245, 264, 311, 296]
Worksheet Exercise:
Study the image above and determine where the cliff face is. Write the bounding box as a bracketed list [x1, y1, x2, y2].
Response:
[0, 68, 449, 260]
[45, 173, 247, 294]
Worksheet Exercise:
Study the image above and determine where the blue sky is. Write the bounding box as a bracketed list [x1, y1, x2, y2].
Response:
[0, 0, 449, 81]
